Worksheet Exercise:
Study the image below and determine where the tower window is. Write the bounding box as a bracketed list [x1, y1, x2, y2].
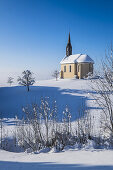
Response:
[69, 65, 71, 72]
[64, 66, 66, 72]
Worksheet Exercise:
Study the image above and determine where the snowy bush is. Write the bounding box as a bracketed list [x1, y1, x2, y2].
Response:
[15, 98, 74, 152]
[0, 95, 113, 153]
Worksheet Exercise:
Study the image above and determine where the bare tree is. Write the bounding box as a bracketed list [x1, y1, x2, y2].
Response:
[17, 70, 35, 92]
[91, 45, 113, 138]
[52, 70, 59, 81]
[7, 77, 14, 86]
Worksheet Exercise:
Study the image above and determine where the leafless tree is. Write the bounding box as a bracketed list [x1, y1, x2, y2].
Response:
[17, 70, 35, 92]
[52, 70, 59, 81]
[91, 45, 113, 138]
[7, 77, 14, 86]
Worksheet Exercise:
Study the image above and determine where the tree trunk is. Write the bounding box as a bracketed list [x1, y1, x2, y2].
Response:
[27, 85, 29, 92]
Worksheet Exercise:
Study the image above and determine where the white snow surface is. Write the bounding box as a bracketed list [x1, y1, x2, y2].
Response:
[0, 149, 113, 170]
[60, 54, 80, 64]
[76, 54, 94, 63]
[60, 54, 94, 64]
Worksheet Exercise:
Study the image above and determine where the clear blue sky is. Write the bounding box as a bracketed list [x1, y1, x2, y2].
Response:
[0, 0, 113, 82]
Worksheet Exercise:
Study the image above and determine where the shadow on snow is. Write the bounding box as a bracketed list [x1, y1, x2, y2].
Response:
[0, 161, 113, 170]
[0, 86, 101, 121]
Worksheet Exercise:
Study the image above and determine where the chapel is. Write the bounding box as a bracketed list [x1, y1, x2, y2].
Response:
[60, 33, 94, 79]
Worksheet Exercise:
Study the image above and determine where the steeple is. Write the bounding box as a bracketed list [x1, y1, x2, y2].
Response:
[66, 32, 72, 56]
[68, 32, 71, 43]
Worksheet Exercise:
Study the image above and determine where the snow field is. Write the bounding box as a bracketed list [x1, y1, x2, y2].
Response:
[0, 79, 113, 170]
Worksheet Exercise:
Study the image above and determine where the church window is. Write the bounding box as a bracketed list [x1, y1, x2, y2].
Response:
[64, 66, 66, 72]
[77, 65, 80, 72]
[69, 65, 71, 72]
[89, 64, 92, 72]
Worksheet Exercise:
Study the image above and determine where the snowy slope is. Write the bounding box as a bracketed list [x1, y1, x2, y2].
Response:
[0, 79, 99, 120]
[0, 79, 101, 135]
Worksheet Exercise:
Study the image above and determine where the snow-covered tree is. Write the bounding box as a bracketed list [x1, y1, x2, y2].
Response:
[63, 105, 71, 135]
[17, 70, 35, 92]
[91, 45, 113, 139]
[52, 70, 59, 81]
[7, 77, 14, 86]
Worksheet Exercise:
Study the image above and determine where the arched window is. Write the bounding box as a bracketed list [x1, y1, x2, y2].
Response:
[69, 65, 71, 72]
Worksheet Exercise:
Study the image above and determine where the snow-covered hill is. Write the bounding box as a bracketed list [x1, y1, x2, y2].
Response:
[0, 79, 113, 170]
[0, 79, 99, 120]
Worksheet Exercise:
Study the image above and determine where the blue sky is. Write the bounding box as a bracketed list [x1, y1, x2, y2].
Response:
[0, 0, 113, 82]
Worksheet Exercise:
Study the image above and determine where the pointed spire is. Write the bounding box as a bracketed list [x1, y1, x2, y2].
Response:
[66, 32, 72, 56]
[68, 32, 71, 44]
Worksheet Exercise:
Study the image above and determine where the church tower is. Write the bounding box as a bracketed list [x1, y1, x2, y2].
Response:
[66, 32, 72, 56]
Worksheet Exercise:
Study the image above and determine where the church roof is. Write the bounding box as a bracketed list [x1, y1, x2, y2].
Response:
[60, 54, 94, 64]
[60, 54, 80, 64]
